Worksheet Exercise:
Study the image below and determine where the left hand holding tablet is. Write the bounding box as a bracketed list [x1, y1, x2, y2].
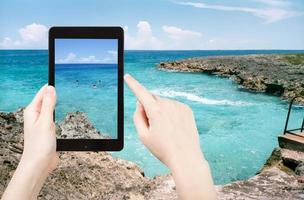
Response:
[22, 84, 59, 172]
[2, 85, 59, 200]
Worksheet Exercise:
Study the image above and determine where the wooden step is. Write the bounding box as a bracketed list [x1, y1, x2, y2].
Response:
[289, 131, 304, 138]
[278, 133, 304, 152]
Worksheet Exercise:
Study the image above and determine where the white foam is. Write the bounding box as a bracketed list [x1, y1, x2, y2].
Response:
[151, 89, 251, 106]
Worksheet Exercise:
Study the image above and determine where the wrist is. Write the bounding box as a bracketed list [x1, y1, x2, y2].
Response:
[5, 156, 50, 199]
[19, 153, 52, 178]
[169, 149, 208, 174]
[18, 155, 48, 178]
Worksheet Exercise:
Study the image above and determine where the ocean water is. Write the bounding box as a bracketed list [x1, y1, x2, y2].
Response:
[1, 50, 303, 184]
[55, 63, 117, 138]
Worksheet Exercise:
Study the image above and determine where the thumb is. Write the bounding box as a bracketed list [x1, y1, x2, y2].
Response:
[39, 86, 56, 123]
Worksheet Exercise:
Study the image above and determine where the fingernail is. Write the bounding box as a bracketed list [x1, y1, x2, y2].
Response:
[124, 74, 131, 80]
[46, 86, 55, 96]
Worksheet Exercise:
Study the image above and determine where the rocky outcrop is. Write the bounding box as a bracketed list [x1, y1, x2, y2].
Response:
[1, 110, 304, 199]
[216, 148, 304, 199]
[57, 111, 109, 139]
[0, 109, 154, 199]
[157, 54, 304, 104]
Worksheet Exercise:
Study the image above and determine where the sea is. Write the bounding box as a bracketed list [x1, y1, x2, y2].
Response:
[0, 49, 303, 184]
[55, 63, 118, 138]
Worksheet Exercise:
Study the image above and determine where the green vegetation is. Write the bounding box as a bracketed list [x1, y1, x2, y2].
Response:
[282, 53, 304, 65]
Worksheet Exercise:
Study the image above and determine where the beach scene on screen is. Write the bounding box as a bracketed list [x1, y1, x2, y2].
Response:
[55, 39, 118, 139]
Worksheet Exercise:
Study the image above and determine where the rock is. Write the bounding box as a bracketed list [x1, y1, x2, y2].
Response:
[1, 110, 304, 199]
[297, 176, 304, 183]
[157, 54, 304, 104]
[57, 111, 109, 139]
[295, 162, 304, 176]
[281, 148, 304, 169]
[0, 110, 154, 199]
[262, 148, 282, 168]
[216, 167, 304, 200]
[146, 175, 177, 200]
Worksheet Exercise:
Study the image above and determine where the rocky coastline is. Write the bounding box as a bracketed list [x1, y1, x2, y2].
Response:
[157, 54, 304, 104]
[1, 110, 304, 199]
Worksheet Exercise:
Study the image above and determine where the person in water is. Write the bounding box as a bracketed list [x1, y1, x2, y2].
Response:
[1, 74, 217, 200]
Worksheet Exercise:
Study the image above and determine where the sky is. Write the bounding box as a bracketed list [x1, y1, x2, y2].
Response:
[0, 0, 303, 50]
[55, 39, 118, 64]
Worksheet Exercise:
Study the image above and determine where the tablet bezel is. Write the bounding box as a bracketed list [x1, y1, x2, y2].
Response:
[49, 27, 124, 151]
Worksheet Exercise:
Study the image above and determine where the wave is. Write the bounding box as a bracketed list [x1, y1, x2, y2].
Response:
[151, 89, 252, 106]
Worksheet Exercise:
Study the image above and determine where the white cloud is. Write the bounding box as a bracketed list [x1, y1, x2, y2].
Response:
[57, 53, 118, 64]
[0, 23, 48, 49]
[64, 53, 77, 62]
[162, 25, 201, 40]
[79, 55, 98, 63]
[57, 52, 77, 63]
[124, 21, 163, 50]
[124, 21, 204, 50]
[108, 50, 117, 56]
[57, 53, 102, 64]
[177, 1, 304, 23]
[161, 25, 203, 49]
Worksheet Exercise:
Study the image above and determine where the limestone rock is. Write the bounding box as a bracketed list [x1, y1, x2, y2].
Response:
[1, 110, 304, 199]
[157, 54, 304, 104]
[56, 111, 109, 139]
[281, 148, 304, 169]
[295, 162, 304, 176]
[216, 167, 304, 200]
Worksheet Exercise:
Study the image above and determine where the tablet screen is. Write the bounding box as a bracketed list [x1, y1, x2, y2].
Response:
[54, 39, 118, 139]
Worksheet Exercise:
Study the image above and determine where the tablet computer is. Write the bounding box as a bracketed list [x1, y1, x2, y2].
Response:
[49, 27, 123, 151]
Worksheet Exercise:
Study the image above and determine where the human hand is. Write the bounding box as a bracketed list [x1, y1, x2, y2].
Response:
[22, 85, 58, 172]
[2, 85, 58, 200]
[124, 74, 203, 169]
[124, 74, 217, 200]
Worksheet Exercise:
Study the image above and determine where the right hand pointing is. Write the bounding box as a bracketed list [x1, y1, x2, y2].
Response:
[124, 74, 217, 200]
[124, 74, 203, 169]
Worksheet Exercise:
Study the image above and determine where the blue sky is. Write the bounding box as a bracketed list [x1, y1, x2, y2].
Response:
[55, 39, 118, 64]
[0, 0, 303, 50]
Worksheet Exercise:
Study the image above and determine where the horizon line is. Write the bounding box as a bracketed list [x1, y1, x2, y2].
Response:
[1, 49, 304, 51]
[55, 63, 117, 64]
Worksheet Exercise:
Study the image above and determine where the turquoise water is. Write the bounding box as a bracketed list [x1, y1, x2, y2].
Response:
[0, 50, 303, 184]
[55, 63, 117, 138]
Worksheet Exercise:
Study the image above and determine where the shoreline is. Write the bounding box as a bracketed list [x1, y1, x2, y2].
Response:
[157, 54, 304, 104]
[1, 110, 304, 199]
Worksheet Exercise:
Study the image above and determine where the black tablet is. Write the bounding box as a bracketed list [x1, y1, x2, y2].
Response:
[49, 27, 123, 151]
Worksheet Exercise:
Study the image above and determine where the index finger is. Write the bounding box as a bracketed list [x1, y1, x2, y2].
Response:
[124, 74, 156, 111]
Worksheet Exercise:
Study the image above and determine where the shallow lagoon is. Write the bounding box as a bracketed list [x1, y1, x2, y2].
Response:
[0, 50, 303, 184]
